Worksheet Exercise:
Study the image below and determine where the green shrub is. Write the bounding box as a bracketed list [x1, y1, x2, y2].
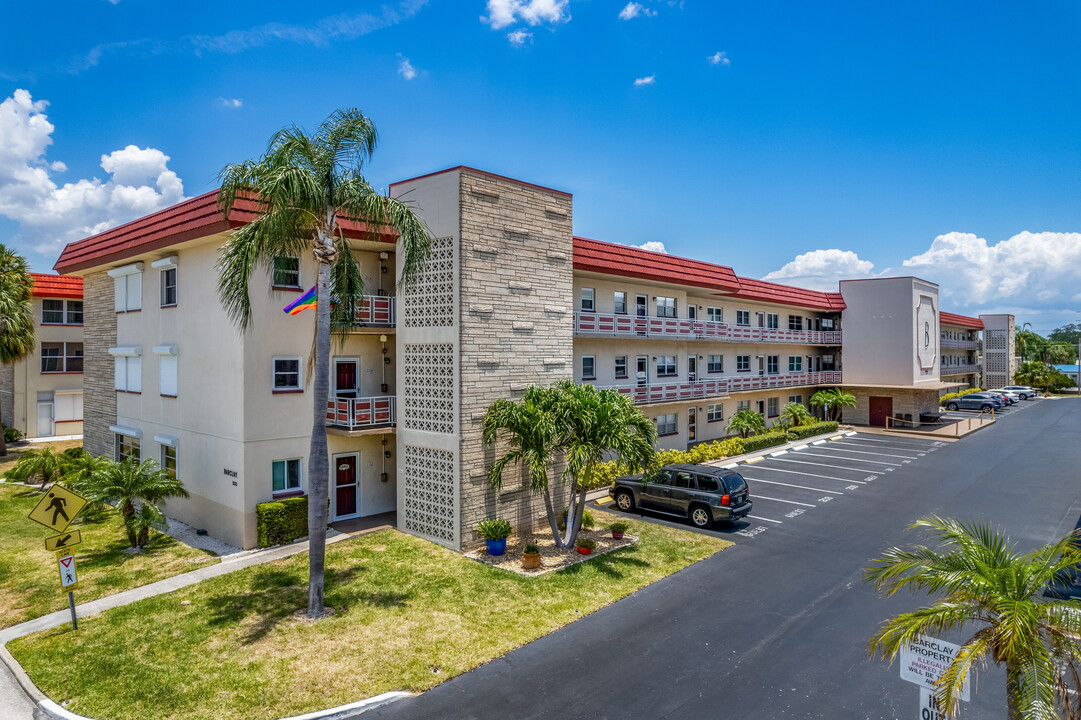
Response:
[475, 518, 512, 540]
[939, 389, 982, 405]
[577, 537, 597, 550]
[786, 421, 839, 440]
[740, 432, 789, 453]
[559, 508, 594, 531]
[523, 544, 540, 554]
[583, 437, 747, 490]
[255, 496, 308, 548]
[3, 426, 22, 443]
[609, 520, 629, 533]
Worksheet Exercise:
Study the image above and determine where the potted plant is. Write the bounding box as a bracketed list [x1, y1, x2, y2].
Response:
[522, 543, 541, 569]
[476, 518, 512, 556]
[577, 537, 597, 556]
[609, 521, 629, 541]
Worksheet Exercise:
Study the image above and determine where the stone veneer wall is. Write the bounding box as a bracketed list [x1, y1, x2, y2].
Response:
[457, 170, 574, 550]
[847, 387, 941, 427]
[81, 272, 117, 457]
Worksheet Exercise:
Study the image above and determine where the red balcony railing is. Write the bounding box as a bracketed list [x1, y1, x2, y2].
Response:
[326, 396, 396, 429]
[573, 312, 840, 345]
[941, 364, 982, 376]
[594, 371, 842, 406]
[354, 295, 395, 326]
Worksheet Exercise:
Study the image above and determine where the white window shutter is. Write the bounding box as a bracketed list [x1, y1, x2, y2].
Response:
[127, 274, 142, 311]
[160, 355, 178, 396]
[73, 392, 83, 420]
[114, 277, 125, 312]
[129, 356, 142, 393]
[114, 356, 125, 390]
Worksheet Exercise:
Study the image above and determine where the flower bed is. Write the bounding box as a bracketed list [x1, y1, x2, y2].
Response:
[464, 529, 638, 576]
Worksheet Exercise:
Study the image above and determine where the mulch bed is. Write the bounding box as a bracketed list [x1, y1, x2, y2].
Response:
[464, 528, 638, 576]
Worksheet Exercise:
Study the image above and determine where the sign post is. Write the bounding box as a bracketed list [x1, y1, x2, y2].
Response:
[57, 553, 78, 629]
[900, 636, 970, 715]
[28, 485, 88, 632]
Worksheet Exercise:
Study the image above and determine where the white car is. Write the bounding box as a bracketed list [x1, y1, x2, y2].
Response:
[992, 390, 1021, 404]
[997, 385, 1036, 400]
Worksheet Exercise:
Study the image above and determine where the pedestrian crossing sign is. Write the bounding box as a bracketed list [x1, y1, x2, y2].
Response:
[28, 485, 87, 533]
[57, 553, 78, 590]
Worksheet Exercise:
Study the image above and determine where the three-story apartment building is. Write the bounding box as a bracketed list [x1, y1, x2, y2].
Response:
[55, 165, 1009, 551]
[939, 312, 983, 389]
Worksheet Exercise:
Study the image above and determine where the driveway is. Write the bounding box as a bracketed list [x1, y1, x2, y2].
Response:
[359, 397, 1081, 720]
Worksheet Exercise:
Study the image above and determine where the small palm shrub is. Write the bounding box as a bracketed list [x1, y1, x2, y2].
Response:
[475, 518, 512, 540]
[6, 446, 64, 488]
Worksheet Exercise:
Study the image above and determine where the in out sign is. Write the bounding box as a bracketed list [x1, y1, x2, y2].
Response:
[900, 636, 970, 701]
[919, 687, 947, 720]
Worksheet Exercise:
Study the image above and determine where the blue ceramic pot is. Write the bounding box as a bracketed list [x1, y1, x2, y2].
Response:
[486, 538, 507, 556]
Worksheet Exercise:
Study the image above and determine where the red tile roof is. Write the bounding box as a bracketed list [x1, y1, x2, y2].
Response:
[572, 237, 845, 311]
[30, 273, 82, 299]
[54, 190, 396, 274]
[573, 236, 742, 294]
[940, 311, 984, 329]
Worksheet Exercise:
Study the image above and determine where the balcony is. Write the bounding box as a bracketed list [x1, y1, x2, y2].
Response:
[349, 295, 395, 329]
[596, 371, 842, 406]
[941, 338, 979, 350]
[573, 312, 841, 345]
[326, 396, 396, 433]
[941, 364, 982, 376]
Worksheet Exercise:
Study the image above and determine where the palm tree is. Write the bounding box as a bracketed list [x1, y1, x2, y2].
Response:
[0, 245, 35, 456]
[780, 401, 811, 429]
[6, 445, 65, 488]
[483, 385, 565, 545]
[61, 451, 112, 521]
[727, 407, 765, 438]
[1017, 323, 1032, 362]
[810, 388, 856, 421]
[865, 517, 1081, 719]
[559, 383, 656, 548]
[216, 108, 430, 617]
[80, 458, 189, 548]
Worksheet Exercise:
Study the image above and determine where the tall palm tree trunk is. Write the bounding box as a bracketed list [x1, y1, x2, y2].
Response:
[306, 246, 333, 617]
[542, 485, 564, 548]
[0, 402, 8, 457]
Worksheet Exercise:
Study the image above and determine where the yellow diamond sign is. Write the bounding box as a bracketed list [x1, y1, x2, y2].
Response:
[28, 485, 87, 533]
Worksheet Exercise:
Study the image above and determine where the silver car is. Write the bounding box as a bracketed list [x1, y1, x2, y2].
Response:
[998, 385, 1036, 400]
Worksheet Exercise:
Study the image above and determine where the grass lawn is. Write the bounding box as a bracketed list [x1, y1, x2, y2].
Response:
[0, 483, 219, 629]
[0, 438, 83, 478]
[10, 520, 730, 720]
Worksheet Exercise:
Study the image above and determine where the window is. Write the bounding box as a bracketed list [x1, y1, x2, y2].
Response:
[767, 355, 779, 374]
[788, 356, 803, 372]
[656, 297, 676, 318]
[42, 300, 65, 324]
[696, 475, 720, 492]
[161, 445, 177, 478]
[707, 355, 723, 373]
[767, 313, 779, 330]
[674, 472, 694, 488]
[707, 307, 723, 322]
[789, 394, 803, 405]
[582, 355, 596, 380]
[110, 347, 141, 392]
[736, 355, 750, 372]
[160, 267, 177, 307]
[155, 346, 178, 396]
[615, 356, 628, 379]
[109, 263, 143, 312]
[767, 397, 779, 418]
[273, 357, 301, 392]
[66, 301, 83, 324]
[272, 257, 301, 289]
[821, 354, 835, 370]
[41, 342, 82, 373]
[272, 458, 302, 493]
[115, 434, 140, 462]
[788, 315, 803, 331]
[657, 355, 677, 376]
[707, 403, 724, 422]
[737, 400, 750, 412]
[736, 310, 750, 326]
[821, 318, 834, 330]
[655, 413, 677, 436]
[614, 291, 627, 314]
[581, 288, 595, 312]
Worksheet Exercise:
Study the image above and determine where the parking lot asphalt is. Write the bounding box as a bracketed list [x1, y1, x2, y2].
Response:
[359, 396, 1081, 720]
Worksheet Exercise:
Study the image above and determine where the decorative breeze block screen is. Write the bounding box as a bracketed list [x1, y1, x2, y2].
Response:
[403, 444, 456, 544]
[403, 343, 455, 434]
[403, 235, 454, 328]
[985, 330, 1007, 350]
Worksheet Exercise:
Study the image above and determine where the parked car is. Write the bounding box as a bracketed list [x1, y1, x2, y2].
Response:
[942, 392, 1004, 412]
[610, 463, 752, 528]
[991, 390, 1021, 404]
[985, 391, 1016, 406]
[999, 385, 1037, 400]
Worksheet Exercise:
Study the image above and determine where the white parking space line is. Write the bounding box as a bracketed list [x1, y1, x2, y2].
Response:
[752, 494, 817, 507]
[843, 436, 938, 448]
[747, 515, 783, 524]
[795, 451, 903, 467]
[772, 457, 882, 476]
[826, 443, 919, 459]
[811, 440, 828, 445]
[741, 476, 844, 495]
[836, 439, 934, 453]
[750, 465, 869, 484]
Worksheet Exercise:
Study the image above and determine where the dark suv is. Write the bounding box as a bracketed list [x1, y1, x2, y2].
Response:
[610, 464, 752, 528]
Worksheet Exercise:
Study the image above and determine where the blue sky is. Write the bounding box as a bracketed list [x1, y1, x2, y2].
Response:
[2, 0, 1079, 332]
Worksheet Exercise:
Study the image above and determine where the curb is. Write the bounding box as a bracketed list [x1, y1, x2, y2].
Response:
[1, 640, 411, 720]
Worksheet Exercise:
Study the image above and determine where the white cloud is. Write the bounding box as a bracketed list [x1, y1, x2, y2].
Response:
[396, 54, 417, 79]
[708, 51, 730, 66]
[218, 97, 242, 108]
[637, 241, 666, 253]
[763, 249, 876, 291]
[0, 89, 185, 258]
[619, 3, 656, 20]
[507, 29, 533, 45]
[634, 74, 656, 87]
[482, 0, 569, 30]
[902, 231, 1081, 309]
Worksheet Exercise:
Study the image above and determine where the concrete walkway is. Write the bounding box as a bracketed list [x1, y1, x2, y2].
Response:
[0, 522, 392, 720]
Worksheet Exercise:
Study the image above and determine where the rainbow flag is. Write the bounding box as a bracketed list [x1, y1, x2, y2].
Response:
[283, 286, 317, 315]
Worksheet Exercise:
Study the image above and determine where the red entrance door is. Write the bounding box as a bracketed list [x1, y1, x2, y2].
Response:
[868, 396, 893, 427]
[335, 456, 358, 519]
[335, 361, 358, 399]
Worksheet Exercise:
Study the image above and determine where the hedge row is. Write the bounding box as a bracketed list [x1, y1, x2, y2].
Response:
[939, 388, 982, 405]
[256, 496, 308, 547]
[786, 421, 840, 440]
